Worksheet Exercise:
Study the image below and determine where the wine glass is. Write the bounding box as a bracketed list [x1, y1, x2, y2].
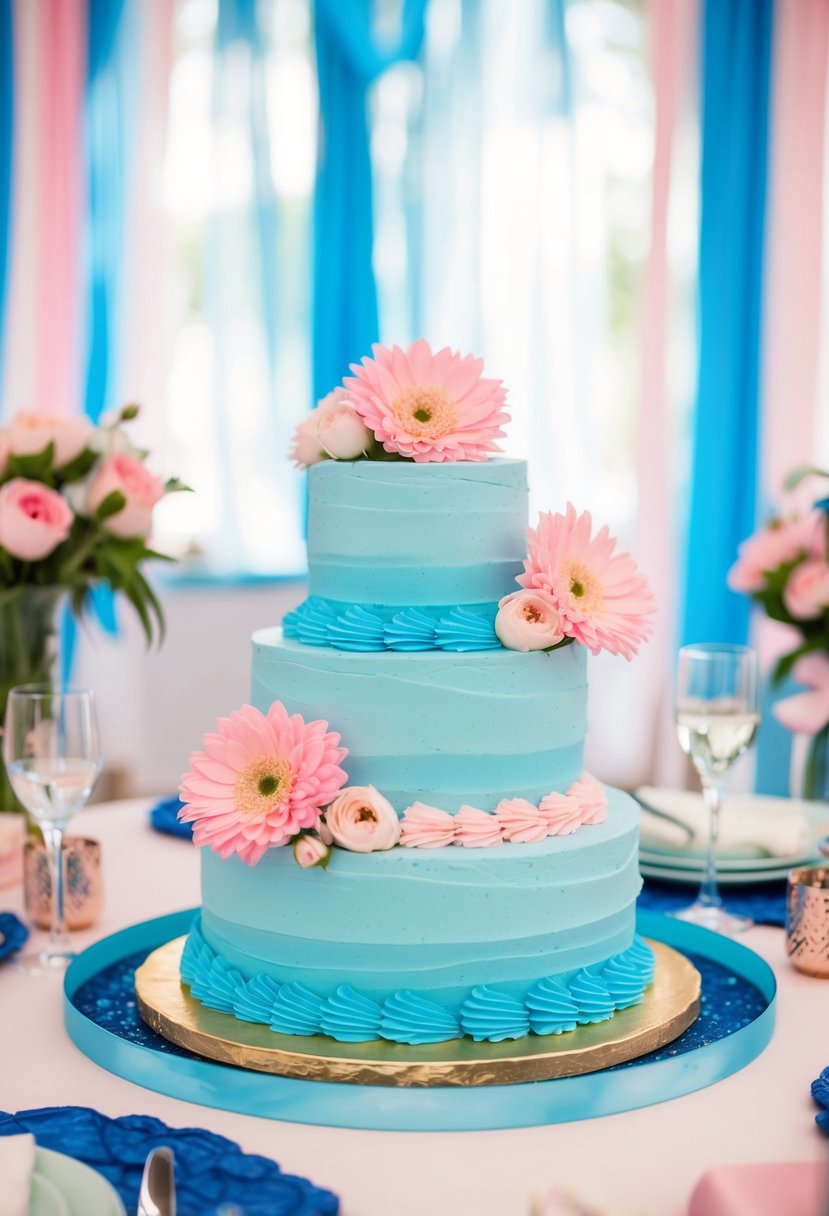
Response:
[674, 644, 760, 934]
[3, 685, 101, 973]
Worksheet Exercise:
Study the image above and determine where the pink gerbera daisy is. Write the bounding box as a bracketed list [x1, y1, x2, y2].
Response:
[179, 703, 348, 865]
[518, 504, 656, 660]
[342, 338, 508, 462]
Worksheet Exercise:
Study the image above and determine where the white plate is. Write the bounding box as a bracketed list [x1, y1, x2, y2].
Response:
[34, 1148, 126, 1216]
[638, 846, 820, 873]
[31, 1172, 70, 1216]
[640, 858, 796, 886]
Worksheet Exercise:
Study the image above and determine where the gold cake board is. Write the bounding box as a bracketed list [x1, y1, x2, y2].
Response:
[135, 937, 700, 1088]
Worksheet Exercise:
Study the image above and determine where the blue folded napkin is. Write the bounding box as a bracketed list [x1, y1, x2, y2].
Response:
[812, 1066, 829, 1136]
[148, 796, 193, 840]
[0, 912, 28, 962]
[0, 1106, 339, 1215]
[638, 878, 787, 927]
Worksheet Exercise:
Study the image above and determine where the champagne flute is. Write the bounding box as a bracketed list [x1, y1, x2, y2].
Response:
[3, 685, 101, 973]
[674, 644, 760, 934]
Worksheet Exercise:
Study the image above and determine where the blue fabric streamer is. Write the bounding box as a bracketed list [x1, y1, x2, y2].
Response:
[681, 0, 775, 647]
[0, 0, 13, 392]
[0, 1106, 339, 1214]
[312, 0, 427, 404]
[638, 878, 786, 927]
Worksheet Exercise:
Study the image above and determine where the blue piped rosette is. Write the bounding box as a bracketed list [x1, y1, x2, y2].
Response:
[181, 918, 657, 1046]
[0, 911, 28, 962]
[284, 596, 501, 652]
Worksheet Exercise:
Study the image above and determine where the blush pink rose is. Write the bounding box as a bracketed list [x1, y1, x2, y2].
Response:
[293, 834, 331, 869]
[7, 411, 92, 467]
[728, 515, 824, 593]
[783, 559, 829, 620]
[290, 388, 372, 467]
[86, 452, 165, 538]
[325, 785, 401, 853]
[495, 589, 565, 651]
[0, 478, 73, 560]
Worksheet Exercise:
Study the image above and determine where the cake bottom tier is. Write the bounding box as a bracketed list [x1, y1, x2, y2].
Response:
[183, 787, 652, 1045]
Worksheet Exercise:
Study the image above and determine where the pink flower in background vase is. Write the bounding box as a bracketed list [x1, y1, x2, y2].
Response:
[519, 504, 656, 660]
[86, 452, 165, 538]
[344, 338, 508, 462]
[0, 478, 73, 560]
[538, 790, 584, 835]
[179, 702, 348, 865]
[400, 803, 457, 847]
[495, 589, 565, 651]
[293, 833, 331, 870]
[453, 806, 503, 848]
[783, 559, 829, 620]
[773, 654, 829, 736]
[728, 514, 825, 593]
[6, 410, 92, 467]
[495, 798, 548, 843]
[567, 774, 607, 825]
[325, 785, 401, 852]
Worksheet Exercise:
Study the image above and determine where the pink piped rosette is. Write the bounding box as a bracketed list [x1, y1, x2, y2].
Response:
[398, 774, 608, 850]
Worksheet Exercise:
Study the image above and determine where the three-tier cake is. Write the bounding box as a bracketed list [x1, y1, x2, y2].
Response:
[175, 342, 657, 1049]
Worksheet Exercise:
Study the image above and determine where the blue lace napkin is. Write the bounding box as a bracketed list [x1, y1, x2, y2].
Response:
[638, 878, 787, 926]
[148, 795, 193, 839]
[0, 1106, 339, 1215]
[0, 912, 28, 962]
[812, 1066, 829, 1136]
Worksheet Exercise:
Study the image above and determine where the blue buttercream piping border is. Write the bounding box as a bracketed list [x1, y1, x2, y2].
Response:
[283, 597, 503, 652]
[181, 917, 655, 1045]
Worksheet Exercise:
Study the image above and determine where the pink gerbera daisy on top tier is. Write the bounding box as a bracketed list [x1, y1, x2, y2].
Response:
[518, 504, 656, 660]
[179, 703, 348, 865]
[343, 338, 508, 462]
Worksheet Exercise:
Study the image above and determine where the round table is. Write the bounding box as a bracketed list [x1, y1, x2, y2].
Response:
[1, 800, 826, 1216]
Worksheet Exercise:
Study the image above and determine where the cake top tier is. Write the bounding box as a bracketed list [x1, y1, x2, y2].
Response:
[307, 457, 528, 610]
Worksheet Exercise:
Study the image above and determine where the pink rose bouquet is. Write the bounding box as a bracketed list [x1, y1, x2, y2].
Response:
[729, 468, 829, 797]
[0, 404, 187, 644]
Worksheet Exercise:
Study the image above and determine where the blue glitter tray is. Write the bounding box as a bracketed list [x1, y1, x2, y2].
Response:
[64, 910, 776, 1131]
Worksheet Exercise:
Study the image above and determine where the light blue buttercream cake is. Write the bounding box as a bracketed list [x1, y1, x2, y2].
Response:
[184, 458, 653, 1046]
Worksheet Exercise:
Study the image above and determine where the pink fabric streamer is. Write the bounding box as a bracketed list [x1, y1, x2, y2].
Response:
[633, 0, 696, 786]
[35, 0, 87, 414]
[761, 0, 829, 500]
[688, 1161, 829, 1216]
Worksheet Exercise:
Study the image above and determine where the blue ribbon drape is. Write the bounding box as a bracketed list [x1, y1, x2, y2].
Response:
[681, 0, 775, 647]
[0, 0, 13, 392]
[312, 0, 427, 405]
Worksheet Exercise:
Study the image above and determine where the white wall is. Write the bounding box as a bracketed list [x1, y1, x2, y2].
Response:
[74, 580, 307, 797]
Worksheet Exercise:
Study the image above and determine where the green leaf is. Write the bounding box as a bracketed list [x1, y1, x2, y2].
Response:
[119, 402, 140, 422]
[6, 442, 56, 481]
[783, 465, 829, 492]
[163, 477, 193, 494]
[94, 489, 127, 522]
[131, 568, 166, 644]
[123, 579, 154, 645]
[55, 447, 98, 483]
[771, 635, 828, 685]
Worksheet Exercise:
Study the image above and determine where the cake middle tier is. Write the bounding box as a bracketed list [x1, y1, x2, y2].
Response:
[252, 629, 587, 812]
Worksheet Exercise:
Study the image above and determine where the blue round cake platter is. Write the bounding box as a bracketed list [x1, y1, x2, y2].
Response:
[63, 909, 776, 1132]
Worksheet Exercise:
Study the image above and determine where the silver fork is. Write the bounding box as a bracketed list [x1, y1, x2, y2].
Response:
[137, 1146, 176, 1216]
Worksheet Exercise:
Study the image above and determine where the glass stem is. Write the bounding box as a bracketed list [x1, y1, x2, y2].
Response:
[41, 821, 70, 954]
[698, 781, 723, 910]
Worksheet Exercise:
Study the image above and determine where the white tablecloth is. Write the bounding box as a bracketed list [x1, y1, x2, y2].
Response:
[0, 800, 826, 1216]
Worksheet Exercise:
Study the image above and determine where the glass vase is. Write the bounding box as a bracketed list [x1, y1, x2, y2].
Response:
[801, 725, 829, 804]
[0, 587, 65, 813]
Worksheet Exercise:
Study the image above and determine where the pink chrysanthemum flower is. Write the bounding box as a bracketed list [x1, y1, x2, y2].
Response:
[179, 703, 348, 866]
[342, 338, 508, 462]
[518, 504, 656, 660]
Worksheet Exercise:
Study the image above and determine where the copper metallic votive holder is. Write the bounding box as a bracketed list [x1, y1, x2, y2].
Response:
[23, 835, 103, 930]
[786, 866, 829, 978]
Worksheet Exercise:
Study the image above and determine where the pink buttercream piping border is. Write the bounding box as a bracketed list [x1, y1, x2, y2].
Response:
[398, 773, 607, 849]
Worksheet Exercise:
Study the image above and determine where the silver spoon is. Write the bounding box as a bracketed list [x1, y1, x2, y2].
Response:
[137, 1146, 176, 1216]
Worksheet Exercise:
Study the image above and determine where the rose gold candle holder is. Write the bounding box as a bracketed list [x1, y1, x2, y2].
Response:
[23, 836, 103, 931]
[786, 866, 829, 978]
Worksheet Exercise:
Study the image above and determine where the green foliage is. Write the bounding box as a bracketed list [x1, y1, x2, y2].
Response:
[783, 466, 829, 492]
